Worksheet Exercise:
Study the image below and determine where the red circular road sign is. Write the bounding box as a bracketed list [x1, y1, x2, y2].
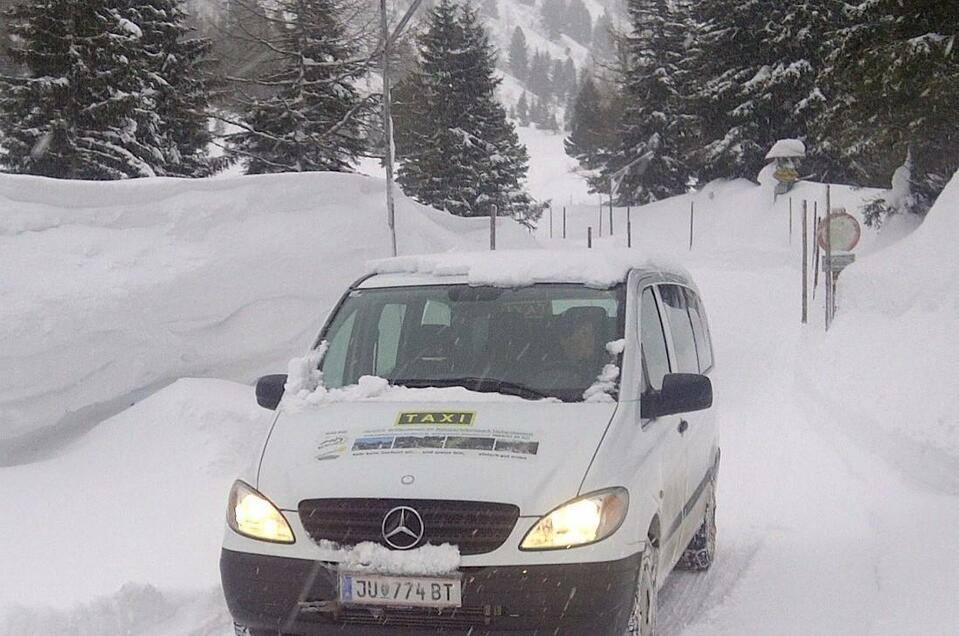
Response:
[817, 210, 861, 252]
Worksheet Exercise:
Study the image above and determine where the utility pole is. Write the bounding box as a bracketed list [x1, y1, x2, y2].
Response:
[380, 0, 397, 257]
[380, 0, 424, 257]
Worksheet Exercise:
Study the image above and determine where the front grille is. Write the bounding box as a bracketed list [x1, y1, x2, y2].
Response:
[297, 498, 520, 555]
[331, 605, 500, 629]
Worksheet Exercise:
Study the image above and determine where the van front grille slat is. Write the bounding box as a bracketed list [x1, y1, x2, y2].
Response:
[297, 498, 520, 556]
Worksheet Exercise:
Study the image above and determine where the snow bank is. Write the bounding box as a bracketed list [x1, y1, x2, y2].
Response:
[805, 170, 959, 460]
[0, 379, 271, 610]
[0, 172, 535, 446]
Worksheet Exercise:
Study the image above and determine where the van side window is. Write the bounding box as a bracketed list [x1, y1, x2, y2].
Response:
[686, 290, 713, 372]
[658, 284, 699, 373]
[640, 287, 670, 392]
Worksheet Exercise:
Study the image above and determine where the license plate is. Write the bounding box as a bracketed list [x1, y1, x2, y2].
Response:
[338, 572, 462, 608]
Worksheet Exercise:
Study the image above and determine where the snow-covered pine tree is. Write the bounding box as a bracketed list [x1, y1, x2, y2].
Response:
[605, 0, 691, 204]
[592, 9, 616, 63]
[816, 0, 959, 217]
[516, 92, 531, 126]
[393, 0, 537, 222]
[0, 0, 17, 76]
[541, 0, 566, 42]
[509, 27, 529, 81]
[688, 0, 839, 182]
[528, 51, 553, 100]
[564, 74, 612, 172]
[0, 0, 174, 178]
[564, 0, 592, 46]
[226, 0, 371, 173]
[130, 0, 222, 177]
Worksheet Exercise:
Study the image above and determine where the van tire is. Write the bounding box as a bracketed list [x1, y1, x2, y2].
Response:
[626, 544, 658, 635]
[676, 481, 717, 571]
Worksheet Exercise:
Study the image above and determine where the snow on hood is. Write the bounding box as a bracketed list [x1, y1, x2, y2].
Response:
[367, 248, 688, 289]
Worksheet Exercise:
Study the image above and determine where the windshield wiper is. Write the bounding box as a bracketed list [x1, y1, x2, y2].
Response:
[391, 377, 552, 400]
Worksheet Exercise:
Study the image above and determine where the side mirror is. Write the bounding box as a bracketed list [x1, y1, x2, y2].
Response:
[641, 373, 712, 419]
[255, 374, 288, 410]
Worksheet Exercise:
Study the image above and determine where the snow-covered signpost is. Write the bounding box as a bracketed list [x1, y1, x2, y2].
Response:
[766, 139, 805, 199]
[818, 202, 861, 330]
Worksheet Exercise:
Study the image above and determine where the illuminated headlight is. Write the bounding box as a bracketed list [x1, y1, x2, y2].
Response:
[227, 480, 295, 544]
[520, 488, 628, 550]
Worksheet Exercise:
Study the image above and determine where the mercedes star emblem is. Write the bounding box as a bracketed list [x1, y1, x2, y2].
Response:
[381, 506, 425, 550]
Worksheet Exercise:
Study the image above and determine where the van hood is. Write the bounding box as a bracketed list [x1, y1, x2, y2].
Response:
[256, 401, 617, 515]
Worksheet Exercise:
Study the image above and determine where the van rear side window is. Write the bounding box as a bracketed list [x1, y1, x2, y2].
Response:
[658, 285, 699, 374]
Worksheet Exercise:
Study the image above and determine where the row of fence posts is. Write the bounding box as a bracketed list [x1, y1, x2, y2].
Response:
[794, 185, 836, 330]
[538, 200, 697, 251]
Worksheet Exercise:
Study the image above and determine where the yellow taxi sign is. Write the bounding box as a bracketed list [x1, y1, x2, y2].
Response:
[396, 411, 476, 426]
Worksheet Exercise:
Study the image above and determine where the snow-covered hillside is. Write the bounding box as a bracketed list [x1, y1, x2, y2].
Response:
[0, 172, 534, 449]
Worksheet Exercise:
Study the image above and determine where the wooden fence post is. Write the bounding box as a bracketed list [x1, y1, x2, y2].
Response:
[490, 204, 496, 251]
[802, 200, 808, 324]
[627, 206, 632, 248]
[588, 226, 593, 248]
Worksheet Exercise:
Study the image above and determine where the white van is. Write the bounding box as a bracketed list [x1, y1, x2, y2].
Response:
[221, 250, 719, 636]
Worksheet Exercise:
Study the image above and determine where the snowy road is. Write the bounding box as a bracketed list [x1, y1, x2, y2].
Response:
[659, 258, 959, 635]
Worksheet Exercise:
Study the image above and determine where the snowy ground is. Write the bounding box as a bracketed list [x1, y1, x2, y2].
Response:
[2, 136, 958, 634]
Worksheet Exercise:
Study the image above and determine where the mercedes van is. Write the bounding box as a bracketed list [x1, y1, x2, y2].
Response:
[221, 250, 719, 636]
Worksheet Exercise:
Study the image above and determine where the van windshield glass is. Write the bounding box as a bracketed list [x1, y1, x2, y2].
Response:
[319, 284, 625, 402]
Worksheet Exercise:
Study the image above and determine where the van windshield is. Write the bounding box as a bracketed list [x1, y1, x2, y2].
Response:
[318, 283, 626, 402]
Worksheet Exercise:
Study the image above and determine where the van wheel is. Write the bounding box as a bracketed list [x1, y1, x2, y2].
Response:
[676, 481, 716, 571]
[626, 545, 658, 635]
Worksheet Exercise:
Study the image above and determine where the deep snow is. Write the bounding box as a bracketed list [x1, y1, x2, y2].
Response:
[2, 137, 958, 635]
[0, 172, 535, 453]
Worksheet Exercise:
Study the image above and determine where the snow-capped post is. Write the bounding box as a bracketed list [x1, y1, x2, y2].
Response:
[789, 198, 793, 245]
[812, 201, 820, 298]
[490, 204, 497, 250]
[597, 197, 603, 237]
[689, 201, 695, 251]
[608, 177, 614, 237]
[766, 139, 805, 200]
[802, 200, 809, 324]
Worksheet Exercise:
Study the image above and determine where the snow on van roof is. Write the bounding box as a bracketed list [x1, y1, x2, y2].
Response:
[367, 249, 686, 288]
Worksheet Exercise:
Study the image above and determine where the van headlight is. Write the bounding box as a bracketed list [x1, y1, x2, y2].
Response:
[227, 480, 295, 544]
[520, 488, 628, 550]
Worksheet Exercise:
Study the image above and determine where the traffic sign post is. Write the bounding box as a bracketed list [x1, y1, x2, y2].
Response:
[817, 203, 862, 329]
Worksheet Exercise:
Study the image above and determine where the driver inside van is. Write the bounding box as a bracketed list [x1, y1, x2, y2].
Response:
[533, 307, 606, 390]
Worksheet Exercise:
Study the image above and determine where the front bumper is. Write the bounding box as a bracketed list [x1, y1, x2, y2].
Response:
[221, 548, 640, 635]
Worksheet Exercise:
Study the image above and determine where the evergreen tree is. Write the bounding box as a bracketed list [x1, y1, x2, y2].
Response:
[226, 0, 371, 173]
[0, 0, 203, 178]
[508, 27, 529, 81]
[564, 0, 592, 45]
[565, 74, 614, 173]
[528, 51, 553, 100]
[688, 0, 839, 182]
[393, 0, 537, 222]
[816, 0, 959, 217]
[605, 0, 691, 203]
[516, 92, 530, 126]
[131, 1, 222, 177]
[0, 0, 17, 76]
[541, 0, 566, 41]
[592, 9, 616, 62]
